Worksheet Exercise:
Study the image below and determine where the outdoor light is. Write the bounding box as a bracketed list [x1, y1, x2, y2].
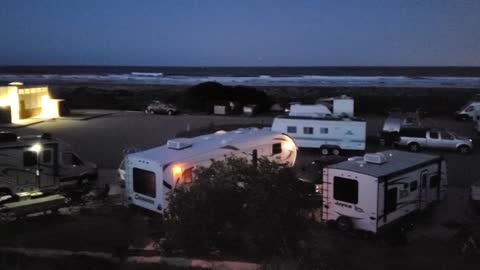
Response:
[29, 143, 42, 153]
[284, 140, 297, 152]
[172, 165, 182, 176]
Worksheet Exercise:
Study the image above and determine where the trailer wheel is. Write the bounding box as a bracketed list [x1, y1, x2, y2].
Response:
[320, 147, 330, 156]
[336, 216, 353, 232]
[331, 148, 341, 156]
[408, 143, 420, 152]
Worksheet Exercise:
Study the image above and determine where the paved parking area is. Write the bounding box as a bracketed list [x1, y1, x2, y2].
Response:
[15, 110, 480, 188]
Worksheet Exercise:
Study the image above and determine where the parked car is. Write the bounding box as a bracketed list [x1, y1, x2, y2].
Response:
[396, 127, 473, 154]
[145, 100, 178, 115]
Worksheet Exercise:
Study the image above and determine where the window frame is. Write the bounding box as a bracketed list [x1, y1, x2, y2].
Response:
[333, 176, 359, 204]
[303, 127, 314, 135]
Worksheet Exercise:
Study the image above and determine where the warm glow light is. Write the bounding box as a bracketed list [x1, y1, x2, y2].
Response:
[8, 82, 23, 86]
[41, 95, 60, 118]
[29, 143, 42, 153]
[172, 165, 182, 176]
[284, 139, 297, 152]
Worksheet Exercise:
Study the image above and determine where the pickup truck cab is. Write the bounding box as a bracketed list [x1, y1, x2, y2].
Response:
[397, 127, 473, 154]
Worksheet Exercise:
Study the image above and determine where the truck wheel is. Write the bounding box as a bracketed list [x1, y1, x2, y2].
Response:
[408, 143, 420, 152]
[458, 145, 471, 154]
[320, 147, 330, 156]
[336, 216, 353, 232]
[331, 148, 341, 156]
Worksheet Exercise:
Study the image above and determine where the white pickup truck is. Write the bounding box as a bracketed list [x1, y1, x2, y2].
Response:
[396, 127, 473, 154]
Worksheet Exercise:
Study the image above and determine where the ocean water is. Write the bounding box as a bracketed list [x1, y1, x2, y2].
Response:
[1, 66, 480, 88]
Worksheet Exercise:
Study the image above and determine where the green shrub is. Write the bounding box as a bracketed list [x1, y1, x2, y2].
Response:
[164, 156, 306, 257]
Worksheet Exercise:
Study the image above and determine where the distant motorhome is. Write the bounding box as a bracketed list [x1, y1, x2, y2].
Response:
[271, 115, 366, 155]
[123, 128, 298, 213]
[0, 132, 97, 203]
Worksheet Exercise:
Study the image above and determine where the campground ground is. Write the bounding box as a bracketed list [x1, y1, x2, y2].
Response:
[0, 111, 479, 269]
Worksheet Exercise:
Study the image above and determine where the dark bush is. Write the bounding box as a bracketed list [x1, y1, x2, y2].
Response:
[179, 82, 270, 113]
[164, 156, 306, 257]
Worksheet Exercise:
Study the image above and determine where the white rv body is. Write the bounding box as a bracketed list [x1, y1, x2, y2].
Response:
[271, 115, 366, 152]
[316, 95, 354, 117]
[322, 150, 447, 233]
[124, 128, 297, 213]
[0, 133, 97, 199]
[288, 104, 332, 117]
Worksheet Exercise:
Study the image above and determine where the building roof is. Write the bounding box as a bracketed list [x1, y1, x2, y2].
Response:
[327, 150, 442, 179]
[275, 114, 364, 122]
[129, 127, 285, 165]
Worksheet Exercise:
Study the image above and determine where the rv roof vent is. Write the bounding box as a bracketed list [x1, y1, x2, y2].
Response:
[234, 129, 245, 134]
[215, 130, 227, 135]
[364, 153, 387, 164]
[167, 138, 193, 150]
[0, 132, 18, 143]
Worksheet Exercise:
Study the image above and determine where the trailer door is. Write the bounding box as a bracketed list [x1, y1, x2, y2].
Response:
[418, 171, 429, 210]
[384, 187, 398, 214]
[39, 147, 56, 188]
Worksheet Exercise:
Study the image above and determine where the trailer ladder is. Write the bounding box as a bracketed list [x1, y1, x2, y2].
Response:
[321, 169, 330, 221]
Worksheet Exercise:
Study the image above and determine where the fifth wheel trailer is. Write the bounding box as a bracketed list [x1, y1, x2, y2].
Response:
[123, 128, 297, 213]
[321, 150, 447, 233]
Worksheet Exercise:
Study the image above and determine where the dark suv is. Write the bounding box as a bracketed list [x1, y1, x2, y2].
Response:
[144, 100, 178, 115]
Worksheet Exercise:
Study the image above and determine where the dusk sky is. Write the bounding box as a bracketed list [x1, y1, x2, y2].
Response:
[1, 0, 479, 66]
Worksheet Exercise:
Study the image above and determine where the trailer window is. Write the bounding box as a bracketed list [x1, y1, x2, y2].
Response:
[23, 151, 37, 166]
[42, 150, 52, 164]
[429, 175, 440, 188]
[287, 126, 297, 133]
[410, 181, 418, 191]
[320, 127, 328, 134]
[303, 127, 314, 134]
[272, 143, 282, 155]
[72, 154, 84, 166]
[133, 168, 156, 198]
[333, 177, 358, 204]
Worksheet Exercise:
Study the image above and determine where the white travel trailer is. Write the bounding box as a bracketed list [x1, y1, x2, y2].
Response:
[0, 132, 97, 202]
[316, 95, 354, 117]
[287, 104, 332, 117]
[123, 128, 297, 213]
[287, 95, 355, 118]
[321, 150, 447, 233]
[271, 115, 366, 155]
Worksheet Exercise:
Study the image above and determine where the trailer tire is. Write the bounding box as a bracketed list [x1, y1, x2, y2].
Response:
[408, 143, 421, 152]
[336, 216, 353, 232]
[331, 148, 341, 156]
[320, 147, 330, 156]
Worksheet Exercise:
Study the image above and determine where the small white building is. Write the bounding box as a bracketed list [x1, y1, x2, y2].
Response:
[0, 82, 61, 123]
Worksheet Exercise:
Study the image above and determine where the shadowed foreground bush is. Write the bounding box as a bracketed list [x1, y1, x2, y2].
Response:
[164, 157, 306, 257]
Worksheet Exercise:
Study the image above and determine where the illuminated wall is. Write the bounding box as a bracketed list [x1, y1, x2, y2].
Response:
[0, 85, 59, 123]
